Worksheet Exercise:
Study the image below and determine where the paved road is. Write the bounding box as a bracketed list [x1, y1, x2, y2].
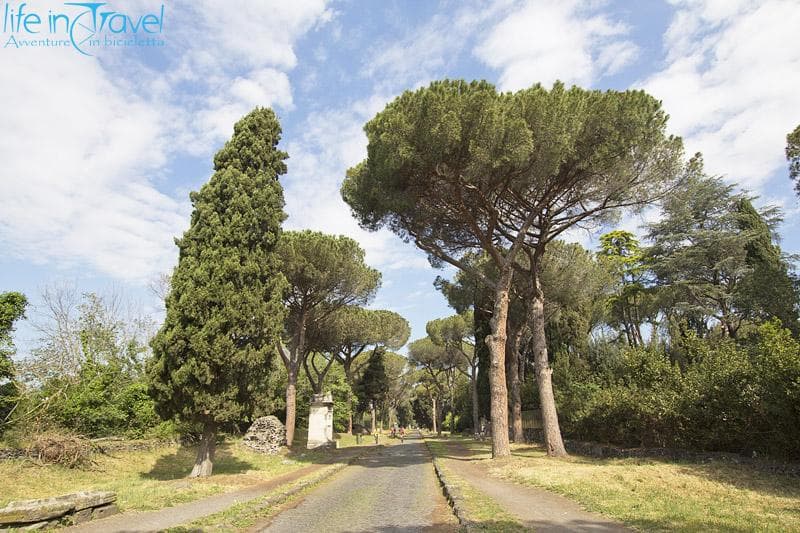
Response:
[259, 437, 457, 533]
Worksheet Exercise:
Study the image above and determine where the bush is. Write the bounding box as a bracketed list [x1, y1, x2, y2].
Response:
[553, 322, 800, 458]
[34, 360, 162, 438]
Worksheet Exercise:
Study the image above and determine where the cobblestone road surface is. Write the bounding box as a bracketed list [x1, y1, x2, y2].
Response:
[259, 436, 457, 533]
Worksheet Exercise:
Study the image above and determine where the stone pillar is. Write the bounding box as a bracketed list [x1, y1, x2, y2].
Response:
[307, 392, 334, 449]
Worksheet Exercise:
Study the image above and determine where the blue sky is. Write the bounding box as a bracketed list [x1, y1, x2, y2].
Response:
[2, 0, 799, 355]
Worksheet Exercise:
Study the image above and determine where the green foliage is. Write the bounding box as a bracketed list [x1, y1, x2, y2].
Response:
[541, 240, 612, 355]
[645, 158, 798, 340]
[554, 321, 800, 458]
[354, 348, 389, 412]
[597, 231, 653, 347]
[0, 292, 27, 434]
[148, 107, 288, 432]
[787, 124, 800, 196]
[733, 198, 800, 334]
[38, 359, 160, 438]
[292, 357, 354, 433]
[11, 291, 164, 439]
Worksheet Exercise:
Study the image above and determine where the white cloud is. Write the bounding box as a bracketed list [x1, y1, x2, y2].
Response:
[0, 1, 332, 282]
[474, 0, 639, 90]
[362, 0, 510, 90]
[642, 0, 800, 190]
[0, 49, 185, 282]
[282, 101, 430, 272]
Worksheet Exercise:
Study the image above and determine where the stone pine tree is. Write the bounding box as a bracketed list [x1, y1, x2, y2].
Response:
[276, 231, 380, 446]
[426, 312, 478, 433]
[343, 80, 683, 457]
[148, 108, 288, 478]
[326, 306, 409, 433]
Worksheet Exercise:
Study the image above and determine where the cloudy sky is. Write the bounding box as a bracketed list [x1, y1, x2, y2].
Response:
[2, 0, 799, 352]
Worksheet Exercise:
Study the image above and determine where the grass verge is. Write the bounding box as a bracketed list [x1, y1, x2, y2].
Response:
[166, 461, 348, 532]
[427, 440, 526, 533]
[0, 437, 337, 512]
[448, 438, 800, 532]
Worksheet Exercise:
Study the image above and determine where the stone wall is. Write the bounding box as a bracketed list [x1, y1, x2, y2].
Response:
[0, 491, 117, 530]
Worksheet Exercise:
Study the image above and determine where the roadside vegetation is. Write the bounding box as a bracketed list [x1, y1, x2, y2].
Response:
[0, 437, 333, 511]
[432, 438, 800, 532]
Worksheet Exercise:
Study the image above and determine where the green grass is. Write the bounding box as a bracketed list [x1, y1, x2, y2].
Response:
[439, 438, 800, 532]
[0, 436, 336, 512]
[427, 441, 526, 533]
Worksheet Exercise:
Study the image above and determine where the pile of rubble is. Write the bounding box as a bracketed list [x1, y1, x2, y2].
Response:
[242, 415, 286, 454]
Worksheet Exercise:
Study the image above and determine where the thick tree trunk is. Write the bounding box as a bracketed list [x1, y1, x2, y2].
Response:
[370, 402, 376, 433]
[189, 422, 216, 478]
[285, 368, 298, 446]
[530, 273, 567, 457]
[470, 367, 479, 435]
[432, 396, 438, 435]
[486, 266, 513, 458]
[344, 364, 354, 434]
[347, 390, 354, 435]
[474, 304, 492, 422]
[507, 325, 524, 443]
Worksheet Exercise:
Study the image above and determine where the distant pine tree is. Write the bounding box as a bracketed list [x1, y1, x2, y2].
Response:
[148, 108, 288, 477]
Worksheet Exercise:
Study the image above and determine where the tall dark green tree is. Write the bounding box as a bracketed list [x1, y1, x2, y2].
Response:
[148, 108, 288, 477]
[355, 348, 390, 432]
[786, 124, 800, 196]
[646, 158, 794, 340]
[734, 198, 799, 334]
[1, 292, 27, 433]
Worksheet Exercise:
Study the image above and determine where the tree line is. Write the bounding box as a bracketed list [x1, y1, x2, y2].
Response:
[1, 109, 415, 477]
[342, 79, 800, 459]
[2, 82, 799, 478]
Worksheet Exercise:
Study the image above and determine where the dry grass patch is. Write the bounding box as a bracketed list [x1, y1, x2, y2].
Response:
[489, 442, 800, 532]
[0, 439, 328, 512]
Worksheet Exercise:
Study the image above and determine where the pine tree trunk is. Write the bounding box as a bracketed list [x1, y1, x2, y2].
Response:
[285, 368, 297, 446]
[530, 273, 567, 457]
[507, 325, 524, 443]
[370, 402, 376, 433]
[347, 389, 354, 435]
[432, 396, 438, 435]
[470, 368, 480, 435]
[486, 266, 512, 458]
[344, 363, 354, 434]
[189, 422, 216, 478]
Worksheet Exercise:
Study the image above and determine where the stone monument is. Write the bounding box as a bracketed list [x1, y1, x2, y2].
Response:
[307, 392, 334, 449]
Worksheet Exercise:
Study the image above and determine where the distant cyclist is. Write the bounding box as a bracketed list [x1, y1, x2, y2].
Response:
[398, 426, 405, 443]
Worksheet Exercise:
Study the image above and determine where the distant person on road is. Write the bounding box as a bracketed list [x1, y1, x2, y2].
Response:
[398, 426, 405, 443]
[373, 429, 380, 444]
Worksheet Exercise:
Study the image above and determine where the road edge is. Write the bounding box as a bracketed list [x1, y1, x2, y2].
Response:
[425, 440, 477, 532]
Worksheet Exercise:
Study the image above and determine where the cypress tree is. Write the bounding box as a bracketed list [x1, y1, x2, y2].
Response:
[148, 108, 288, 477]
[735, 198, 800, 335]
